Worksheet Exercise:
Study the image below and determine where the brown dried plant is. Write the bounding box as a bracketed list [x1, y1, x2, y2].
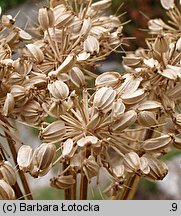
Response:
[0, 0, 181, 200]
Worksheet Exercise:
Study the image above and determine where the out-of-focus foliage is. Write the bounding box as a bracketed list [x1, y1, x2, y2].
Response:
[0, 0, 25, 11]
[112, 0, 163, 49]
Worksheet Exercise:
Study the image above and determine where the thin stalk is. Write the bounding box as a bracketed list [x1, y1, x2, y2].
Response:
[12, 183, 25, 200]
[79, 146, 90, 200]
[120, 129, 154, 200]
[120, 174, 140, 200]
[71, 172, 77, 200]
[4, 130, 33, 200]
[79, 172, 88, 200]
[63, 162, 72, 200]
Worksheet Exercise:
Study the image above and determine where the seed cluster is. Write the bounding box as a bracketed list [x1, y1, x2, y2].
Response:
[0, 0, 181, 200]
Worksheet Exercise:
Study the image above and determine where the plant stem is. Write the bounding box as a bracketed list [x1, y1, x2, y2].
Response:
[12, 183, 25, 200]
[79, 146, 90, 200]
[71, 172, 77, 200]
[63, 161, 72, 200]
[79, 172, 88, 200]
[120, 174, 140, 200]
[120, 128, 154, 200]
[4, 130, 33, 200]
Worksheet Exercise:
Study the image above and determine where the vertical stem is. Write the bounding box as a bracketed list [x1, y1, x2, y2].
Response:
[12, 183, 25, 200]
[71, 172, 77, 200]
[120, 174, 140, 200]
[79, 172, 88, 200]
[120, 129, 154, 200]
[63, 161, 72, 200]
[4, 130, 33, 200]
[79, 146, 90, 200]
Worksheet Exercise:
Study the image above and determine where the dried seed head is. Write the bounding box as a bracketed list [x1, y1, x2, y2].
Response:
[118, 74, 142, 95]
[173, 136, 181, 149]
[142, 135, 171, 153]
[95, 72, 122, 89]
[83, 156, 99, 182]
[93, 87, 116, 113]
[54, 9, 73, 28]
[0, 179, 15, 200]
[26, 44, 44, 63]
[70, 153, 83, 169]
[77, 136, 98, 147]
[17, 145, 33, 172]
[48, 80, 69, 100]
[79, 18, 92, 36]
[70, 67, 85, 87]
[50, 175, 75, 189]
[91, 0, 111, 10]
[144, 154, 168, 180]
[49, 54, 75, 76]
[167, 84, 181, 99]
[123, 152, 150, 176]
[30, 143, 56, 177]
[20, 100, 43, 126]
[113, 164, 125, 178]
[160, 0, 174, 10]
[77, 52, 90, 61]
[40, 120, 66, 143]
[10, 85, 30, 107]
[122, 56, 142, 68]
[50, 0, 66, 8]
[137, 100, 162, 111]
[84, 35, 99, 54]
[121, 88, 145, 104]
[0, 161, 16, 186]
[62, 138, 74, 157]
[111, 110, 137, 132]
[1, 15, 15, 28]
[176, 37, 181, 51]
[153, 35, 169, 53]
[3, 93, 15, 116]
[111, 99, 125, 120]
[137, 111, 158, 127]
[38, 7, 54, 30]
[18, 28, 32, 40]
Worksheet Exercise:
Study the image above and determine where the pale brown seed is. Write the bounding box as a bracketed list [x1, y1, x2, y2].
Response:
[137, 111, 158, 127]
[40, 120, 66, 143]
[38, 7, 54, 30]
[111, 110, 137, 132]
[50, 175, 75, 189]
[142, 135, 171, 153]
[144, 154, 168, 180]
[70, 67, 85, 87]
[95, 72, 122, 88]
[17, 145, 33, 172]
[30, 143, 56, 177]
[48, 80, 69, 100]
[94, 87, 116, 113]
[0, 161, 16, 186]
[0, 179, 15, 200]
